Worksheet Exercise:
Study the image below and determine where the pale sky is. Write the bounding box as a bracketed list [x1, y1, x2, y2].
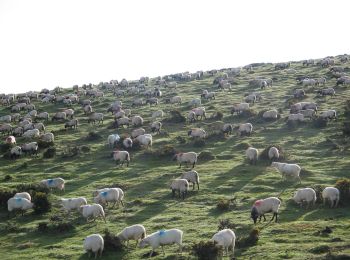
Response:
[0, 0, 349, 94]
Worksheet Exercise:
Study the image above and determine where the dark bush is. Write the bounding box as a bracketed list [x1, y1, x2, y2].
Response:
[193, 139, 206, 147]
[286, 120, 299, 129]
[234, 142, 251, 150]
[313, 118, 328, 128]
[192, 240, 220, 260]
[218, 219, 236, 231]
[237, 228, 260, 248]
[175, 136, 186, 144]
[80, 145, 90, 153]
[43, 147, 56, 159]
[37, 140, 54, 149]
[164, 110, 186, 123]
[0, 190, 16, 209]
[0, 143, 12, 153]
[212, 111, 223, 120]
[216, 198, 230, 211]
[238, 109, 256, 118]
[3, 175, 12, 181]
[17, 162, 28, 170]
[37, 222, 49, 232]
[342, 122, 350, 136]
[310, 245, 330, 254]
[85, 131, 102, 141]
[16, 183, 50, 194]
[1, 221, 22, 233]
[32, 192, 51, 214]
[260, 145, 287, 161]
[149, 145, 177, 157]
[335, 179, 350, 204]
[198, 151, 215, 161]
[206, 131, 225, 141]
[103, 229, 124, 251]
[311, 185, 325, 204]
[2, 150, 11, 159]
[37, 220, 74, 233]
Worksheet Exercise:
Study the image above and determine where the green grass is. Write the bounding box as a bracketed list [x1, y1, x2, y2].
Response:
[1, 56, 350, 259]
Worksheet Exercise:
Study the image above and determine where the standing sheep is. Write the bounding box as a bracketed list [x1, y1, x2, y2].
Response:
[61, 197, 87, 214]
[131, 116, 144, 127]
[211, 229, 236, 257]
[173, 152, 198, 168]
[237, 123, 253, 136]
[180, 170, 199, 190]
[268, 147, 279, 161]
[322, 187, 340, 208]
[123, 137, 133, 149]
[188, 128, 206, 138]
[83, 234, 104, 259]
[150, 121, 162, 134]
[93, 188, 120, 207]
[251, 197, 281, 224]
[293, 188, 316, 209]
[113, 150, 130, 167]
[117, 224, 147, 248]
[170, 179, 189, 200]
[40, 177, 65, 191]
[222, 124, 233, 136]
[7, 197, 34, 215]
[14, 192, 31, 201]
[79, 204, 106, 223]
[107, 134, 120, 148]
[271, 162, 301, 183]
[246, 147, 258, 165]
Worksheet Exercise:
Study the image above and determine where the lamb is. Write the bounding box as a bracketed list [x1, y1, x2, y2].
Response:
[115, 117, 130, 128]
[180, 170, 199, 190]
[65, 119, 79, 129]
[231, 103, 249, 115]
[79, 204, 106, 223]
[222, 123, 233, 136]
[139, 229, 183, 257]
[93, 188, 120, 207]
[151, 110, 164, 119]
[237, 123, 253, 136]
[293, 188, 316, 209]
[21, 142, 38, 156]
[211, 229, 236, 257]
[123, 137, 133, 148]
[268, 147, 279, 161]
[170, 179, 189, 200]
[131, 128, 145, 138]
[263, 109, 278, 119]
[150, 121, 162, 134]
[7, 197, 34, 215]
[251, 197, 281, 224]
[113, 150, 130, 166]
[107, 134, 120, 148]
[271, 162, 301, 183]
[117, 224, 147, 248]
[61, 197, 87, 213]
[52, 112, 66, 121]
[88, 112, 104, 125]
[246, 147, 258, 165]
[40, 177, 65, 191]
[10, 146, 22, 159]
[188, 128, 206, 138]
[40, 132, 54, 143]
[131, 116, 143, 127]
[319, 110, 337, 120]
[83, 234, 104, 259]
[173, 152, 198, 168]
[14, 192, 31, 201]
[135, 134, 152, 149]
[322, 187, 340, 208]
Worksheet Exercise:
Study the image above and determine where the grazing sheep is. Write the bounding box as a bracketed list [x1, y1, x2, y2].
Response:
[293, 89, 305, 98]
[40, 132, 54, 143]
[251, 197, 281, 224]
[10, 146, 22, 159]
[52, 112, 66, 121]
[61, 197, 87, 213]
[93, 188, 120, 207]
[139, 229, 183, 257]
[173, 152, 198, 168]
[317, 88, 335, 97]
[41, 177, 65, 191]
[79, 204, 106, 223]
[146, 97, 159, 106]
[64, 109, 74, 119]
[0, 115, 11, 123]
[88, 112, 104, 125]
[246, 147, 258, 165]
[263, 109, 278, 119]
[237, 123, 253, 136]
[151, 110, 164, 120]
[192, 107, 206, 120]
[37, 112, 49, 121]
[114, 110, 126, 120]
[5, 135, 16, 145]
[271, 162, 301, 183]
[188, 128, 206, 138]
[150, 121, 162, 134]
[13, 127, 24, 136]
[288, 113, 304, 122]
[300, 109, 316, 119]
[168, 96, 182, 105]
[245, 94, 256, 104]
[231, 103, 249, 115]
[83, 234, 104, 259]
[222, 124, 233, 136]
[319, 110, 337, 120]
[107, 134, 120, 148]
[115, 117, 129, 128]
[322, 187, 340, 208]
[14, 192, 31, 201]
[131, 116, 144, 127]
[187, 111, 196, 123]
[293, 188, 316, 209]
[123, 137, 133, 149]
[84, 105, 93, 115]
[211, 229, 236, 257]
[170, 179, 189, 200]
[7, 197, 34, 215]
[180, 170, 199, 190]
[21, 142, 38, 156]
[34, 122, 45, 132]
[135, 134, 152, 149]
[0, 123, 13, 135]
[113, 150, 130, 166]
[201, 92, 215, 100]
[93, 188, 124, 207]
[268, 147, 279, 161]
[23, 123, 34, 132]
[65, 119, 79, 129]
[189, 98, 201, 107]
[131, 128, 145, 138]
[117, 224, 147, 248]
[131, 98, 144, 107]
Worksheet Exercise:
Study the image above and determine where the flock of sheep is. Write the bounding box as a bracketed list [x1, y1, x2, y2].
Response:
[0, 55, 349, 258]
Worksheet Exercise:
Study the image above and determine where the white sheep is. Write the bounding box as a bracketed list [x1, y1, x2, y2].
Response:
[192, 107, 206, 120]
[322, 187, 340, 208]
[23, 129, 40, 139]
[300, 109, 316, 119]
[173, 152, 198, 168]
[83, 234, 104, 259]
[123, 137, 133, 149]
[131, 116, 144, 126]
[113, 150, 130, 166]
[152, 110, 164, 120]
[79, 204, 106, 223]
[189, 98, 201, 107]
[115, 117, 130, 128]
[135, 134, 152, 149]
[10, 146, 22, 159]
[319, 110, 337, 120]
[268, 147, 279, 161]
[88, 112, 104, 125]
[293, 188, 316, 208]
[187, 111, 196, 122]
[246, 147, 258, 165]
[211, 229, 236, 257]
[21, 142, 38, 156]
[271, 162, 301, 183]
[61, 197, 87, 214]
[170, 179, 189, 200]
[41, 177, 65, 191]
[7, 197, 34, 215]
[107, 134, 120, 148]
[52, 111, 66, 121]
[222, 124, 233, 136]
[40, 132, 54, 143]
[251, 197, 281, 224]
[14, 192, 31, 201]
[188, 128, 206, 138]
[169, 96, 182, 105]
[237, 123, 253, 136]
[131, 128, 145, 138]
[65, 119, 79, 129]
[150, 121, 162, 134]
[139, 229, 183, 257]
[231, 103, 249, 115]
[180, 170, 199, 190]
[93, 187, 124, 207]
[288, 113, 304, 122]
[117, 224, 147, 248]
[263, 109, 278, 119]
[93, 188, 120, 207]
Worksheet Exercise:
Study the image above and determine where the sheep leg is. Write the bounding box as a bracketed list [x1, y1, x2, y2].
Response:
[335, 198, 339, 207]
[120, 200, 124, 207]
[258, 215, 262, 223]
[94, 251, 97, 259]
[172, 189, 176, 198]
[149, 250, 154, 257]
[162, 246, 165, 256]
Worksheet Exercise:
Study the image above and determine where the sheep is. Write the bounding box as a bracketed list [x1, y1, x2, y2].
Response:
[84, 105, 93, 115]
[88, 112, 104, 125]
[5, 135, 16, 145]
[319, 110, 337, 120]
[52, 112, 66, 121]
[169, 96, 182, 105]
[251, 197, 281, 224]
[61, 197, 87, 213]
[322, 187, 340, 208]
[37, 112, 49, 121]
[79, 204, 106, 223]
[115, 117, 130, 128]
[13, 127, 24, 136]
[114, 110, 125, 120]
[83, 234, 104, 259]
[34, 122, 45, 132]
[131, 128, 145, 138]
[211, 229, 236, 257]
[271, 162, 301, 183]
[245, 94, 257, 103]
[192, 107, 206, 120]
[113, 150, 130, 166]
[246, 147, 258, 165]
[187, 111, 196, 123]
[151, 121, 162, 134]
[317, 88, 335, 97]
[117, 224, 147, 248]
[93, 188, 120, 207]
[180, 170, 199, 190]
[263, 109, 278, 120]
[231, 103, 249, 115]
[107, 134, 120, 148]
[202, 92, 215, 100]
[10, 146, 22, 159]
[65, 119, 79, 129]
[7, 197, 34, 215]
[0, 123, 12, 135]
[132, 98, 144, 107]
[237, 123, 253, 136]
[222, 123, 233, 136]
[14, 192, 31, 201]
[41, 177, 65, 191]
[288, 113, 304, 122]
[300, 109, 316, 119]
[93, 188, 124, 207]
[173, 152, 198, 168]
[170, 179, 189, 200]
[139, 229, 183, 257]
[293, 188, 316, 209]
[146, 97, 159, 106]
[123, 137, 133, 149]
[40, 132, 54, 143]
[21, 142, 38, 156]
[131, 116, 143, 127]
[268, 147, 280, 161]
[188, 128, 206, 138]
[23, 123, 34, 132]
[189, 98, 201, 107]
[135, 134, 152, 149]
[302, 78, 316, 87]
[293, 89, 305, 98]
[151, 110, 164, 120]
[64, 109, 74, 119]
[0, 115, 11, 123]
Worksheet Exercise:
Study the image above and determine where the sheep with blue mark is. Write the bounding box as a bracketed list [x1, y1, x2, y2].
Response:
[40, 177, 65, 192]
[8, 197, 33, 215]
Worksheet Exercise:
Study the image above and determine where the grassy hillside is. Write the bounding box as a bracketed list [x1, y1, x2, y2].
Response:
[1, 56, 350, 260]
